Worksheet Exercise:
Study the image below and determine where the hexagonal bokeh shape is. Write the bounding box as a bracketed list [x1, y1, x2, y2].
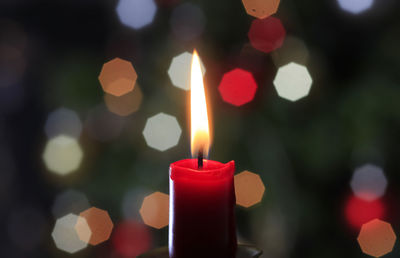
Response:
[248, 17, 286, 54]
[45, 107, 82, 138]
[112, 221, 152, 257]
[273, 62, 313, 102]
[51, 213, 91, 254]
[104, 84, 143, 116]
[345, 196, 385, 229]
[242, 0, 280, 19]
[271, 36, 310, 67]
[234, 171, 265, 208]
[350, 164, 387, 202]
[76, 207, 114, 246]
[116, 0, 157, 30]
[168, 51, 206, 91]
[52, 189, 90, 218]
[357, 219, 396, 257]
[139, 192, 169, 229]
[98, 58, 137, 97]
[142, 113, 182, 151]
[170, 3, 206, 42]
[337, 0, 373, 14]
[42, 135, 83, 176]
[218, 68, 258, 106]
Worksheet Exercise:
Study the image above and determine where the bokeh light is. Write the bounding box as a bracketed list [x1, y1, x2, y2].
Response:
[7, 206, 45, 251]
[345, 196, 385, 228]
[350, 164, 387, 201]
[121, 188, 150, 220]
[142, 112, 182, 151]
[273, 62, 313, 102]
[42, 135, 83, 176]
[85, 105, 125, 142]
[52, 189, 91, 218]
[242, 0, 280, 19]
[139, 192, 169, 229]
[104, 83, 143, 116]
[98, 57, 137, 97]
[112, 221, 152, 257]
[45, 107, 82, 139]
[168, 51, 206, 91]
[337, 0, 374, 14]
[51, 213, 91, 254]
[77, 207, 114, 246]
[116, 0, 157, 30]
[0, 44, 26, 88]
[74, 215, 92, 245]
[234, 171, 265, 208]
[357, 219, 396, 257]
[218, 68, 258, 107]
[170, 3, 205, 41]
[0, 19, 27, 89]
[248, 17, 286, 54]
[271, 36, 310, 67]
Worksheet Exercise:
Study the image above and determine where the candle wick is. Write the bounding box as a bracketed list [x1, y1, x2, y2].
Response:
[198, 150, 203, 169]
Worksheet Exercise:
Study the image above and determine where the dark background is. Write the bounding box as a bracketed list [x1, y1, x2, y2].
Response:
[1, 0, 400, 257]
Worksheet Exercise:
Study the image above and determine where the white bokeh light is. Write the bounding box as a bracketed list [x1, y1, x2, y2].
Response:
[351, 164, 387, 201]
[42, 135, 83, 176]
[51, 213, 91, 254]
[337, 0, 374, 14]
[116, 0, 157, 30]
[168, 51, 206, 91]
[273, 62, 313, 102]
[142, 113, 182, 151]
[45, 108, 82, 139]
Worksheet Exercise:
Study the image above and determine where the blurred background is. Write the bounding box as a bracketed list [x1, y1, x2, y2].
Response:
[1, 0, 400, 257]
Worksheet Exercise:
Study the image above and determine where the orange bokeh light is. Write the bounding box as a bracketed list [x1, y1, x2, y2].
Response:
[242, 0, 280, 19]
[98, 58, 137, 97]
[104, 83, 143, 116]
[139, 192, 169, 229]
[357, 219, 396, 257]
[234, 171, 265, 208]
[77, 207, 114, 246]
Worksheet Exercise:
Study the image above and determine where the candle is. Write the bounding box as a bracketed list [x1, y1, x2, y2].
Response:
[168, 51, 237, 257]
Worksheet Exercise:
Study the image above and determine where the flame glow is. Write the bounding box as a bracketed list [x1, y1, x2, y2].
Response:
[190, 50, 210, 157]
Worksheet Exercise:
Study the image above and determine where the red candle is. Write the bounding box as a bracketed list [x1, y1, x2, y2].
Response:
[169, 159, 237, 257]
[168, 50, 237, 257]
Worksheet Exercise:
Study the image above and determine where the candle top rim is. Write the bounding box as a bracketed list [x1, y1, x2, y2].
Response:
[170, 159, 234, 180]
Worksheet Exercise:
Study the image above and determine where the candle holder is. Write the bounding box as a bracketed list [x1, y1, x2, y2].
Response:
[138, 243, 262, 258]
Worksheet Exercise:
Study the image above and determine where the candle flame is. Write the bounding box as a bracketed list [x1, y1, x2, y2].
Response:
[190, 50, 210, 157]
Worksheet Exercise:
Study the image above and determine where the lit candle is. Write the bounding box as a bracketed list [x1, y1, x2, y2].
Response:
[169, 50, 237, 257]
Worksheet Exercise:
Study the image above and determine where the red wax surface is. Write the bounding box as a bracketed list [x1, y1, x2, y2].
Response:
[169, 159, 237, 258]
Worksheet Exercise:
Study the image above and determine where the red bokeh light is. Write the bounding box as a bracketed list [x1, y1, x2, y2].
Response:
[248, 17, 286, 53]
[345, 196, 385, 229]
[218, 68, 258, 106]
[112, 221, 151, 257]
